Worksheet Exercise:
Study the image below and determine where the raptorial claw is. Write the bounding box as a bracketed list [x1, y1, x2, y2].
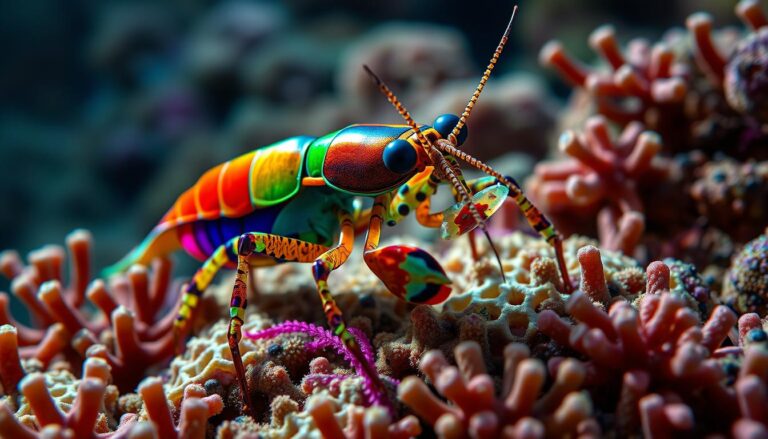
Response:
[365, 245, 451, 304]
[441, 184, 509, 239]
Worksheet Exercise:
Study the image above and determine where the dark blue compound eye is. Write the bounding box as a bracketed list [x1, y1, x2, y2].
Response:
[383, 139, 417, 174]
[433, 114, 468, 146]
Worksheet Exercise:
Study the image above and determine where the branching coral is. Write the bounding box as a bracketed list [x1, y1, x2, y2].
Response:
[0, 323, 223, 438]
[306, 396, 420, 439]
[132, 378, 223, 439]
[536, 281, 744, 435]
[540, 22, 690, 147]
[0, 230, 199, 391]
[540, 1, 768, 158]
[399, 340, 599, 438]
[527, 117, 667, 254]
[682, 1, 768, 162]
[535, 0, 768, 264]
[688, 1, 767, 102]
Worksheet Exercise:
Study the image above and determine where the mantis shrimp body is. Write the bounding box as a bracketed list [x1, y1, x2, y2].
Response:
[105, 4, 571, 414]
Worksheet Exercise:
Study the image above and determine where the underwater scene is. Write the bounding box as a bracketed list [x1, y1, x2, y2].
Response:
[1, 0, 767, 437]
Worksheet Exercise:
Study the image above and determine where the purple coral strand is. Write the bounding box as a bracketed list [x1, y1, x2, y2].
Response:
[244, 321, 391, 408]
[348, 327, 376, 365]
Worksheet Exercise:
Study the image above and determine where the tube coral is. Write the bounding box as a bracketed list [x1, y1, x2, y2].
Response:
[527, 116, 667, 255]
[398, 340, 599, 438]
[536, 276, 748, 435]
[0, 230, 201, 391]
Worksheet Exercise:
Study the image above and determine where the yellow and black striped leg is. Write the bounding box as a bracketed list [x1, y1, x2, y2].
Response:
[229, 235, 256, 418]
[311, 211, 386, 397]
[174, 238, 239, 352]
[225, 232, 328, 417]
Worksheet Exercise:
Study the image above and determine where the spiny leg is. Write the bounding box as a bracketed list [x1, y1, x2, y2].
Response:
[229, 237, 255, 417]
[228, 232, 328, 417]
[174, 238, 239, 350]
[434, 139, 574, 293]
[311, 211, 387, 397]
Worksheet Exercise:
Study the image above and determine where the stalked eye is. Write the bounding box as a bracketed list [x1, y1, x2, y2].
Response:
[383, 139, 417, 174]
[433, 114, 468, 146]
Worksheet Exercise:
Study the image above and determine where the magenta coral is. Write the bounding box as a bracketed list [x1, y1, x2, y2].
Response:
[245, 321, 394, 409]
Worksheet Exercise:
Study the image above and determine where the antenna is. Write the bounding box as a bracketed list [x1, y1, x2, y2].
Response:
[448, 5, 518, 145]
[363, 65, 508, 282]
[362, 65, 433, 155]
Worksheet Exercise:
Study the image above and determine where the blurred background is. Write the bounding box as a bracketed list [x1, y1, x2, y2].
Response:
[0, 0, 745, 271]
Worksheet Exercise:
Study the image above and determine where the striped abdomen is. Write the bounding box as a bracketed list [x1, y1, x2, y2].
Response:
[104, 136, 314, 275]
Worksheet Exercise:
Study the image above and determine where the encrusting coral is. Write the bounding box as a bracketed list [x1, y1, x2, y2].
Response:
[721, 230, 768, 316]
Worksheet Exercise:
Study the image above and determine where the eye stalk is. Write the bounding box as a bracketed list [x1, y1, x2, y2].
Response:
[383, 139, 418, 174]
[433, 114, 468, 146]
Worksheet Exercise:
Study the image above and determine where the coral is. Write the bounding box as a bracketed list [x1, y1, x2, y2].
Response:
[245, 321, 393, 409]
[537, 285, 743, 435]
[534, 0, 768, 265]
[690, 159, 768, 242]
[399, 340, 599, 437]
[5, 2, 768, 437]
[0, 230, 196, 391]
[663, 258, 715, 318]
[375, 233, 641, 377]
[132, 378, 223, 439]
[0, 354, 131, 438]
[540, 22, 692, 149]
[166, 318, 270, 407]
[540, 1, 768, 159]
[721, 230, 768, 316]
[306, 395, 420, 439]
[527, 116, 668, 255]
[725, 27, 768, 123]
